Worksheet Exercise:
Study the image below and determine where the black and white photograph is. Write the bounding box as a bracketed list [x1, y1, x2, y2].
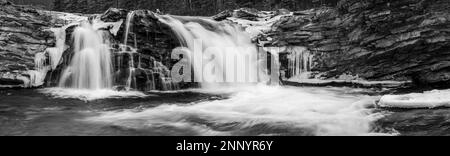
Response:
[1, 0, 450, 141]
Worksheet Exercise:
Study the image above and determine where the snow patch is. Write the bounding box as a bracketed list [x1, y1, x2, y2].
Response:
[379, 90, 450, 109]
[228, 13, 291, 38]
[92, 18, 124, 36]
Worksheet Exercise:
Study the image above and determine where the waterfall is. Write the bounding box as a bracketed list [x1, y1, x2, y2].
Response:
[158, 15, 261, 87]
[120, 11, 138, 90]
[58, 22, 113, 90]
[46, 25, 70, 70]
[124, 11, 136, 47]
[288, 47, 313, 79]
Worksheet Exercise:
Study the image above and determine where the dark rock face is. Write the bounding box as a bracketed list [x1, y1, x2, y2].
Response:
[8, 0, 53, 10]
[257, 0, 450, 87]
[53, 0, 339, 16]
[0, 2, 56, 87]
[108, 9, 183, 90]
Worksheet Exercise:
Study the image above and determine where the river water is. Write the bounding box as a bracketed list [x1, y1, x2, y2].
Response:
[2, 85, 447, 136]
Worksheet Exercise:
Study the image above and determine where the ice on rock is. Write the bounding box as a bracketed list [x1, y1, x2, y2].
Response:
[20, 52, 51, 87]
[228, 12, 291, 38]
[379, 90, 450, 108]
[92, 18, 124, 36]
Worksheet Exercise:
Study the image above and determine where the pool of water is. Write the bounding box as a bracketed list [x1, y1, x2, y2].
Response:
[1, 86, 448, 136]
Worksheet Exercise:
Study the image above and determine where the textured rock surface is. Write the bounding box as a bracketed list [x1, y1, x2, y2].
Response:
[243, 0, 450, 87]
[0, 2, 56, 87]
[104, 9, 183, 90]
[8, 0, 53, 10]
[53, 0, 339, 16]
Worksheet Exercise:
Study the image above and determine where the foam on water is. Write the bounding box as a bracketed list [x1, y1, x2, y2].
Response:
[40, 88, 148, 102]
[85, 85, 386, 136]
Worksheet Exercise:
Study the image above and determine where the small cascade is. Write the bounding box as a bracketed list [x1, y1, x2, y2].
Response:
[115, 11, 180, 91]
[124, 47, 137, 91]
[58, 22, 113, 89]
[26, 23, 75, 87]
[117, 11, 138, 91]
[116, 11, 135, 71]
[123, 11, 136, 47]
[152, 60, 179, 91]
[287, 47, 314, 79]
[46, 26, 69, 70]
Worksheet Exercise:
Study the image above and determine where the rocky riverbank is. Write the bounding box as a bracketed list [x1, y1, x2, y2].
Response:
[0, 0, 56, 87]
[232, 0, 450, 88]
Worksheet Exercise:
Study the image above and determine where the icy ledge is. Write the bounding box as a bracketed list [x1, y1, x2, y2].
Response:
[285, 78, 411, 89]
[378, 90, 450, 109]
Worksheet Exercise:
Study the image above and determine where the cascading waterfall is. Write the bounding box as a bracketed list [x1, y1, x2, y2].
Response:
[120, 11, 138, 90]
[158, 15, 260, 87]
[58, 22, 113, 89]
[117, 12, 181, 91]
[46, 25, 70, 70]
[123, 11, 136, 48]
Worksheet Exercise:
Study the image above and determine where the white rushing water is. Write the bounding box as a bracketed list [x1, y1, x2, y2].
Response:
[85, 85, 386, 136]
[58, 22, 113, 89]
[158, 15, 261, 87]
[123, 11, 136, 47]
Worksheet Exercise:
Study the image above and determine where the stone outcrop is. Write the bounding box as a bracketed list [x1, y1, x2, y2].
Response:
[0, 2, 56, 87]
[103, 9, 183, 90]
[8, 0, 53, 10]
[53, 0, 339, 16]
[239, 0, 450, 88]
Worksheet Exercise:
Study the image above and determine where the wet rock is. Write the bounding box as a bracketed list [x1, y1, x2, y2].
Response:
[100, 8, 128, 22]
[233, 8, 261, 21]
[0, 2, 56, 87]
[98, 9, 183, 91]
[213, 10, 233, 21]
[251, 0, 450, 87]
[276, 9, 291, 16]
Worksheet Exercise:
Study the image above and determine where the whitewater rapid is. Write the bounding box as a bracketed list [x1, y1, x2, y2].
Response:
[82, 85, 388, 136]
